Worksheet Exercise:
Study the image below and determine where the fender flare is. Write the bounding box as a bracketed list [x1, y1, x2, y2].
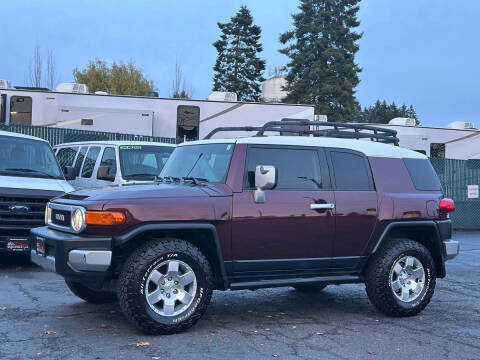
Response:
[371, 220, 447, 278]
[113, 222, 229, 290]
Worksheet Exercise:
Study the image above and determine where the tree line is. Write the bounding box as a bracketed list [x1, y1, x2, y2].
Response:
[26, 1, 418, 124]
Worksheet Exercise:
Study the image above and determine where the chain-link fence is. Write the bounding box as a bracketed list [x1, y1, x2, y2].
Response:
[0, 124, 178, 146]
[431, 158, 480, 230]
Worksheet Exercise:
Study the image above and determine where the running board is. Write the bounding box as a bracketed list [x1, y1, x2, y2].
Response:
[229, 275, 363, 290]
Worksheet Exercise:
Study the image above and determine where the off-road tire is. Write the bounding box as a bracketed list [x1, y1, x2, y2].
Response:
[65, 280, 117, 304]
[118, 238, 213, 335]
[365, 238, 436, 317]
[293, 284, 328, 292]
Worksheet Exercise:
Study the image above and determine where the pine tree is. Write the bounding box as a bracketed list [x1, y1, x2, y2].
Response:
[356, 100, 420, 124]
[212, 6, 266, 101]
[280, 0, 362, 122]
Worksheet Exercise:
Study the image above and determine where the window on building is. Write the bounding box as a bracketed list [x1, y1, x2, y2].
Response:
[430, 143, 445, 158]
[10, 96, 32, 125]
[177, 106, 200, 141]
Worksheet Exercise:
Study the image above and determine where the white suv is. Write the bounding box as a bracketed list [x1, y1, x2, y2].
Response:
[0, 131, 74, 252]
[53, 141, 176, 190]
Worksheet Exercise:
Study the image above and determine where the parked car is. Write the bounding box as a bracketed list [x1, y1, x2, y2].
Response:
[53, 141, 176, 189]
[30, 121, 458, 334]
[0, 131, 74, 253]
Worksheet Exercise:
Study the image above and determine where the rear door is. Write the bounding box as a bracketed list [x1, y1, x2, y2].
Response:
[326, 149, 378, 267]
[231, 145, 335, 275]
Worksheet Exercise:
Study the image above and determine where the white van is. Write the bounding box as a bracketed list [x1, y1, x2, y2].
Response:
[0, 131, 74, 252]
[53, 141, 176, 189]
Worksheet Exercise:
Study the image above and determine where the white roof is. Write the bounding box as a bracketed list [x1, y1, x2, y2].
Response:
[54, 140, 176, 148]
[179, 136, 427, 159]
[0, 130, 49, 142]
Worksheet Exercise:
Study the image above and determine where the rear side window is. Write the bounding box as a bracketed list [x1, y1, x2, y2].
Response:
[245, 147, 323, 190]
[404, 158, 441, 191]
[330, 151, 373, 190]
[74, 146, 88, 176]
[56, 147, 78, 169]
[81, 146, 101, 178]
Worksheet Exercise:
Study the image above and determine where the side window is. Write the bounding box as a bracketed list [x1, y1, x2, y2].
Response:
[56, 147, 78, 169]
[97, 147, 117, 179]
[81, 146, 101, 178]
[74, 146, 88, 176]
[404, 158, 441, 191]
[245, 147, 323, 190]
[330, 151, 373, 190]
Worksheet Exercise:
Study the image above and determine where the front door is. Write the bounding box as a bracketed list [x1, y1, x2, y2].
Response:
[231, 145, 335, 276]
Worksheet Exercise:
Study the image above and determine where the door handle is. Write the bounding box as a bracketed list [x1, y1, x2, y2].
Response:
[310, 203, 335, 210]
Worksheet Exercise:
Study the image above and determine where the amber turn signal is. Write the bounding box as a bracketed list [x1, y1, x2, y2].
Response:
[85, 211, 126, 225]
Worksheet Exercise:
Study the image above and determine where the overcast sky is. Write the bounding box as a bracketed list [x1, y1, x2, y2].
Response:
[1, 0, 478, 127]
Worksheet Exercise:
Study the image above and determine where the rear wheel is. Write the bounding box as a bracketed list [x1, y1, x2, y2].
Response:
[118, 238, 213, 334]
[365, 239, 436, 317]
[65, 280, 117, 304]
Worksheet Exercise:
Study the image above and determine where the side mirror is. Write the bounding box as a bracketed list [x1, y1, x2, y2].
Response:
[97, 166, 115, 182]
[64, 166, 76, 181]
[253, 165, 277, 203]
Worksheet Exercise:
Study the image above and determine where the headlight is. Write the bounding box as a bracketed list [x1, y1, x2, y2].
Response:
[44, 205, 52, 225]
[71, 208, 85, 233]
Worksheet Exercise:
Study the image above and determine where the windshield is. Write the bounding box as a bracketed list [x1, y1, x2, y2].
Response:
[161, 143, 235, 183]
[0, 135, 63, 179]
[119, 145, 174, 180]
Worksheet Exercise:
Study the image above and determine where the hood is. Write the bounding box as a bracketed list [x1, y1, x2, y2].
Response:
[65, 183, 232, 202]
[0, 175, 73, 193]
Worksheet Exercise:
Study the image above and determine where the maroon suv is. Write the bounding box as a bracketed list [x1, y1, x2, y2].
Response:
[30, 122, 459, 334]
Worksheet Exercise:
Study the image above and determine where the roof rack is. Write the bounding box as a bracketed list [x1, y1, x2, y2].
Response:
[204, 120, 399, 145]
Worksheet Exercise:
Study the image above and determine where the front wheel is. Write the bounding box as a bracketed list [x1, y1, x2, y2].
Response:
[118, 238, 213, 334]
[365, 239, 436, 317]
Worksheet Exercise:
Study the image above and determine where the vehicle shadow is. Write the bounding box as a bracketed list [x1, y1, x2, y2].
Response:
[0, 252, 34, 269]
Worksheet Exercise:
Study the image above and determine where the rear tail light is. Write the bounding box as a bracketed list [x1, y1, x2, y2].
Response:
[439, 198, 455, 212]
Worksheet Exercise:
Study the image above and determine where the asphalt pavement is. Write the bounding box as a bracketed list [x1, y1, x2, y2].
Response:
[0, 232, 479, 360]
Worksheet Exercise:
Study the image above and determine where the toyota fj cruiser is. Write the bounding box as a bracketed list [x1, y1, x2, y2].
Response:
[30, 121, 459, 334]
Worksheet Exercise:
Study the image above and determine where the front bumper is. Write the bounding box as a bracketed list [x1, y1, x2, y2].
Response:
[30, 226, 113, 282]
[443, 239, 460, 260]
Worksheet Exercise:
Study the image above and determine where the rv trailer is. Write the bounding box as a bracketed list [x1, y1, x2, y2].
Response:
[0, 84, 314, 141]
[367, 118, 480, 160]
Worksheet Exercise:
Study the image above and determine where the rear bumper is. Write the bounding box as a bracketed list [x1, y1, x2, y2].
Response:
[443, 239, 460, 260]
[30, 226, 113, 282]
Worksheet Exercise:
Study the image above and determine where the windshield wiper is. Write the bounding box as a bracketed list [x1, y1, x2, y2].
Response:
[181, 176, 208, 185]
[4, 168, 58, 179]
[163, 176, 181, 183]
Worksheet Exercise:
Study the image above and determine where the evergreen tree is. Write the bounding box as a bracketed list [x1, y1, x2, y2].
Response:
[356, 100, 420, 124]
[212, 6, 266, 101]
[279, 0, 362, 122]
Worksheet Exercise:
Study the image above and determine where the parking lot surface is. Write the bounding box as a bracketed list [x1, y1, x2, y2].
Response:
[0, 232, 479, 360]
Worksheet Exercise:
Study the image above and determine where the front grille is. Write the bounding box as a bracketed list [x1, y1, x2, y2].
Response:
[0, 196, 48, 229]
